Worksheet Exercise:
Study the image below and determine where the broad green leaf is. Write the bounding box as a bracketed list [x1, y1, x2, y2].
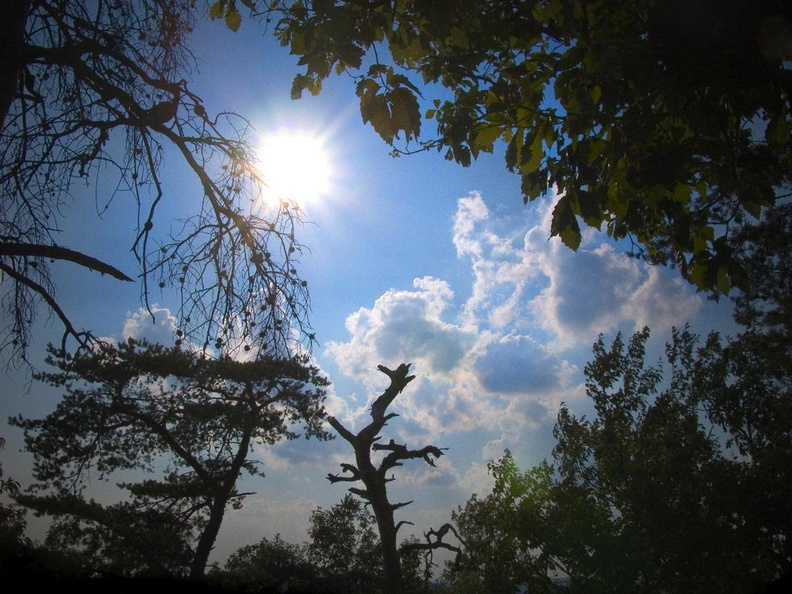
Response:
[766, 113, 789, 147]
[716, 267, 731, 294]
[587, 138, 607, 164]
[209, 0, 225, 20]
[505, 132, 524, 172]
[551, 196, 582, 251]
[557, 46, 583, 71]
[521, 169, 548, 201]
[290, 74, 309, 100]
[672, 183, 692, 203]
[225, 6, 242, 32]
[368, 63, 388, 77]
[688, 260, 706, 289]
[389, 87, 421, 141]
[472, 125, 502, 152]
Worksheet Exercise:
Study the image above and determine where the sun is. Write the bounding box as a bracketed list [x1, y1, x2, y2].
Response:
[257, 129, 332, 207]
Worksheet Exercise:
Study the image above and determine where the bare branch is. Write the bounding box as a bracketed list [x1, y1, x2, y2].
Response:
[0, 1, 315, 364]
[324, 361, 447, 593]
[0, 242, 133, 281]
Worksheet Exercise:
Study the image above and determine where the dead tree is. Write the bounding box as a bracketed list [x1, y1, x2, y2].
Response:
[326, 363, 460, 593]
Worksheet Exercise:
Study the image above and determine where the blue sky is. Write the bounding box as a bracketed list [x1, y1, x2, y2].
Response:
[0, 17, 741, 565]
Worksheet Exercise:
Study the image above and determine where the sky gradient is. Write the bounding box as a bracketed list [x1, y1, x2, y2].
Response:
[0, 17, 741, 566]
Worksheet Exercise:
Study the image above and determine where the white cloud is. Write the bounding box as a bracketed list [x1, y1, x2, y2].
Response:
[529, 241, 702, 347]
[474, 333, 575, 394]
[326, 276, 475, 387]
[323, 189, 708, 480]
[121, 305, 178, 344]
[454, 191, 702, 348]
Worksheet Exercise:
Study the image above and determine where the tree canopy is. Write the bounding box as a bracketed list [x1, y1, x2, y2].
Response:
[272, 0, 792, 293]
[445, 326, 792, 593]
[9, 339, 331, 578]
[0, 0, 311, 365]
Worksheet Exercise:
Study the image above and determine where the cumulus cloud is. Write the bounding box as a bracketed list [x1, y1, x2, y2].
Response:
[526, 241, 701, 347]
[121, 305, 178, 344]
[324, 189, 705, 471]
[326, 277, 475, 386]
[474, 333, 575, 394]
[455, 191, 702, 347]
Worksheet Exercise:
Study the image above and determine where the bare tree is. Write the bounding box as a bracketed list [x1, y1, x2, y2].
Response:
[0, 1, 312, 365]
[326, 363, 461, 593]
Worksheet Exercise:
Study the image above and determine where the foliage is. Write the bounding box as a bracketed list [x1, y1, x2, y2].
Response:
[9, 339, 331, 578]
[272, 0, 792, 292]
[307, 494, 382, 579]
[217, 494, 430, 593]
[446, 327, 792, 593]
[0, 0, 310, 365]
[214, 534, 313, 591]
[730, 202, 792, 338]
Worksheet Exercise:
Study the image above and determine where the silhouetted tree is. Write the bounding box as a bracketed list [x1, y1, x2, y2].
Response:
[273, 0, 792, 292]
[307, 494, 382, 582]
[446, 327, 792, 593]
[214, 533, 313, 592]
[0, 0, 311, 365]
[10, 339, 331, 578]
[326, 363, 460, 593]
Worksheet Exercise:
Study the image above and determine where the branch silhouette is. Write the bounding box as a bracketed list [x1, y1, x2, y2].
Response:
[326, 363, 454, 593]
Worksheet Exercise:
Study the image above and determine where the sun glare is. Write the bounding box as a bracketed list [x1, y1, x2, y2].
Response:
[257, 130, 332, 207]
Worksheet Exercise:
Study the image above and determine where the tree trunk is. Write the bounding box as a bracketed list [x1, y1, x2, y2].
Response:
[190, 494, 228, 579]
[0, 0, 31, 132]
[355, 445, 405, 594]
[370, 488, 405, 594]
[190, 424, 253, 579]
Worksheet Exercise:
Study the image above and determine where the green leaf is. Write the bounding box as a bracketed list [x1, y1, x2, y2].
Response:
[225, 6, 242, 32]
[472, 125, 502, 153]
[672, 183, 692, 203]
[389, 87, 421, 141]
[557, 46, 582, 71]
[688, 260, 707, 290]
[716, 266, 731, 294]
[551, 196, 581, 250]
[766, 113, 789, 147]
[209, 0, 225, 20]
[290, 74, 309, 100]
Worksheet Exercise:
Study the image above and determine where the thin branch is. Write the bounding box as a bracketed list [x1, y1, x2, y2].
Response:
[0, 260, 90, 351]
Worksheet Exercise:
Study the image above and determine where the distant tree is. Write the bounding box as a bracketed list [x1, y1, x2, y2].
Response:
[217, 494, 432, 593]
[446, 327, 792, 593]
[9, 339, 332, 579]
[1, 436, 29, 571]
[307, 493, 382, 582]
[0, 0, 311, 365]
[215, 534, 314, 592]
[325, 363, 461, 594]
[272, 0, 792, 292]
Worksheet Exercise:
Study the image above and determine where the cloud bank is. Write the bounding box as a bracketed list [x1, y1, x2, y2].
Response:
[325, 191, 703, 460]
